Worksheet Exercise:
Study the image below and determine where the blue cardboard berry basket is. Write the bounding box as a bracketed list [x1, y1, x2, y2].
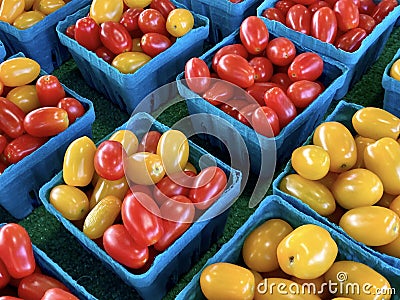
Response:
[0, 53, 95, 220]
[176, 195, 400, 300]
[0, 39, 5, 63]
[273, 100, 400, 271]
[0, 223, 96, 299]
[382, 47, 400, 117]
[56, 4, 209, 114]
[0, 0, 91, 73]
[257, 0, 400, 100]
[176, 0, 264, 43]
[176, 28, 349, 174]
[39, 112, 242, 300]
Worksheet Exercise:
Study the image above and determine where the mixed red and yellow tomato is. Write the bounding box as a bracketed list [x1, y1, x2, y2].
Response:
[0, 223, 80, 299]
[280, 106, 400, 256]
[199, 219, 392, 300]
[261, 0, 398, 52]
[184, 16, 326, 138]
[65, 0, 195, 74]
[0, 57, 86, 175]
[49, 127, 228, 270]
[0, 0, 71, 29]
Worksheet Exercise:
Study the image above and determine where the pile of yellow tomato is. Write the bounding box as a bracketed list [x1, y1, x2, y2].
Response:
[279, 106, 400, 258]
[200, 219, 392, 299]
[0, 0, 70, 29]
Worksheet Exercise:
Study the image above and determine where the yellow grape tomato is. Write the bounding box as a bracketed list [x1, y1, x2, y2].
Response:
[0, 57, 41, 87]
[157, 129, 189, 175]
[291, 145, 330, 180]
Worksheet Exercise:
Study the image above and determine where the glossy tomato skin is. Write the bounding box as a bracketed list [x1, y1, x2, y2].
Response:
[120, 8, 143, 33]
[251, 106, 280, 137]
[202, 81, 234, 106]
[184, 58, 211, 94]
[18, 273, 69, 300]
[4, 134, 48, 164]
[94, 140, 126, 181]
[286, 80, 322, 108]
[249, 57, 274, 83]
[111, 52, 151, 74]
[89, 0, 123, 24]
[291, 145, 330, 180]
[264, 87, 297, 128]
[154, 195, 195, 251]
[212, 44, 249, 72]
[121, 191, 164, 246]
[103, 224, 149, 269]
[308, 0, 330, 13]
[237, 103, 258, 127]
[157, 130, 189, 175]
[0, 135, 6, 154]
[41, 288, 79, 300]
[23, 107, 69, 137]
[35, 75, 66, 107]
[138, 9, 168, 35]
[150, 0, 176, 18]
[100, 21, 133, 55]
[0, 97, 25, 139]
[189, 166, 227, 210]
[0, 259, 10, 289]
[137, 131, 162, 153]
[275, 0, 296, 15]
[95, 46, 116, 64]
[0, 224, 36, 279]
[271, 72, 293, 91]
[335, 28, 367, 52]
[56, 97, 85, 124]
[0, 57, 40, 88]
[359, 0, 377, 14]
[220, 99, 250, 119]
[73, 17, 101, 51]
[286, 4, 312, 34]
[288, 52, 324, 81]
[239, 16, 269, 55]
[261, 7, 285, 23]
[266, 37, 296, 66]
[246, 82, 282, 106]
[6, 85, 40, 114]
[50, 185, 89, 221]
[90, 176, 129, 209]
[371, 0, 398, 23]
[140, 32, 171, 57]
[216, 54, 255, 88]
[311, 7, 337, 43]
[334, 0, 359, 31]
[153, 171, 194, 206]
[358, 13, 376, 34]
[165, 8, 194, 38]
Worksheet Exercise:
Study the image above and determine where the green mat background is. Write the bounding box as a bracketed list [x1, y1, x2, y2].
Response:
[0, 25, 399, 299]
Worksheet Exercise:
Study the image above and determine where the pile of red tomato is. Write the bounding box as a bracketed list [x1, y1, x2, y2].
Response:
[280, 106, 400, 258]
[199, 219, 392, 299]
[0, 0, 70, 29]
[262, 0, 398, 52]
[49, 128, 227, 271]
[65, 0, 194, 74]
[0, 57, 86, 175]
[184, 16, 325, 138]
[0, 223, 80, 299]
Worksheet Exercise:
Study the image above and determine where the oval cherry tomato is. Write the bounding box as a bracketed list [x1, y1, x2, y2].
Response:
[291, 145, 330, 180]
[237, 103, 259, 127]
[157, 130, 189, 175]
[65, 24, 75, 39]
[264, 87, 297, 128]
[288, 52, 324, 81]
[63, 136, 97, 186]
[122, 191, 164, 246]
[371, 0, 398, 23]
[6, 85, 40, 114]
[37, 0, 65, 15]
[4, 134, 48, 164]
[50, 184, 89, 221]
[311, 7, 337, 43]
[56, 97, 85, 124]
[89, 0, 123, 24]
[239, 16, 269, 55]
[140, 32, 171, 57]
[109, 129, 139, 156]
[12, 11, 45, 30]
[216, 54, 255, 88]
[125, 152, 165, 185]
[137, 131, 161, 153]
[275, 0, 296, 15]
[246, 82, 282, 106]
[248, 57, 273, 83]
[308, 0, 330, 13]
[202, 81, 234, 106]
[261, 7, 285, 23]
[270, 72, 293, 91]
[166, 8, 194, 38]
[111, 52, 151, 74]
[103, 224, 149, 269]
[212, 44, 249, 72]
[153, 171, 193, 206]
[94, 140, 126, 181]
[35, 75, 66, 107]
[154, 195, 195, 251]
[251, 106, 280, 137]
[266, 37, 296, 66]
[334, 0, 359, 32]
[138, 8, 168, 35]
[358, 13, 376, 34]
[41, 288, 79, 300]
[0, 224, 35, 279]
[277, 224, 338, 279]
[23, 107, 69, 137]
[335, 28, 367, 52]
[184, 57, 211, 94]
[74, 16, 102, 51]
[149, 0, 176, 18]
[120, 8, 143, 33]
[189, 166, 227, 210]
[286, 4, 312, 34]
[100, 21, 133, 55]
[95, 46, 116, 64]
[18, 273, 69, 300]
[0, 58, 40, 87]
[0, 97, 25, 139]
[0, 0, 25, 24]
[220, 99, 250, 119]
[286, 80, 322, 108]
[90, 176, 129, 209]
[359, 0, 376, 14]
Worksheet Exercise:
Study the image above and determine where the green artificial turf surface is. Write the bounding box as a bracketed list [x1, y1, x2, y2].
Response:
[0, 25, 399, 299]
